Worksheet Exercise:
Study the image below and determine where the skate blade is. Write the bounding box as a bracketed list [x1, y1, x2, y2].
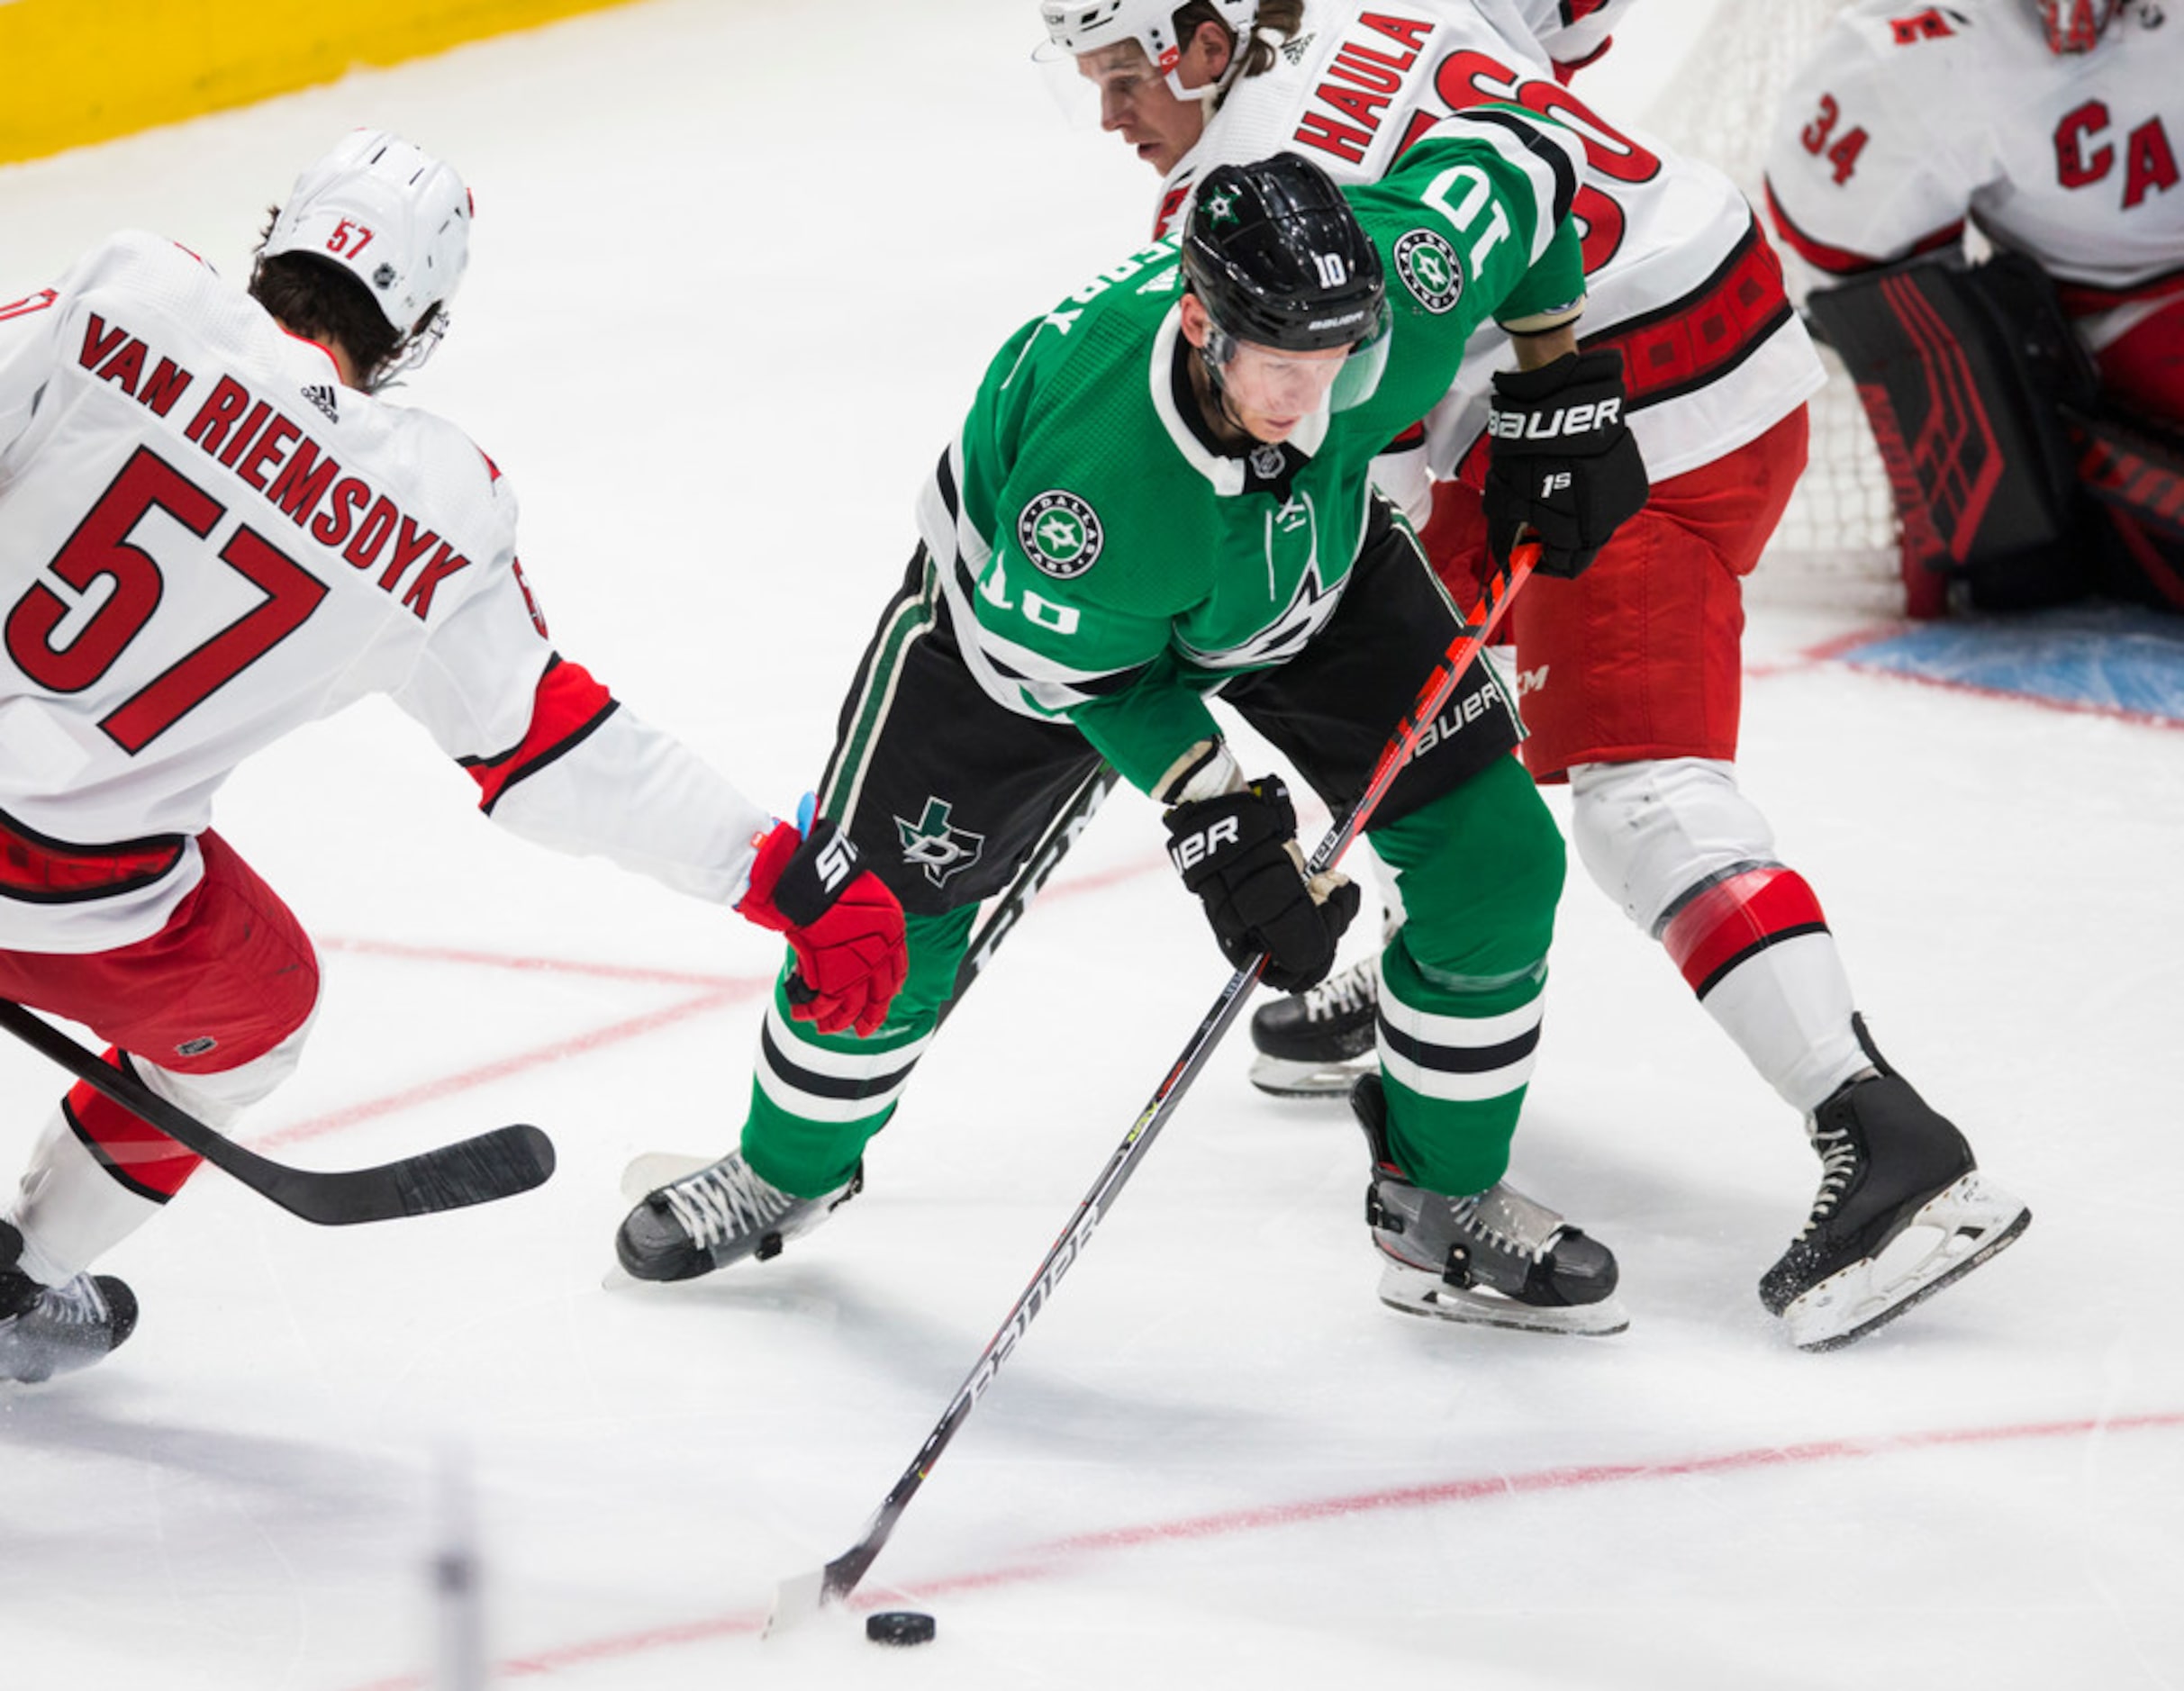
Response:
[1375, 1262, 1629, 1337]
[619, 1151, 715, 1204]
[1783, 1173, 2032, 1352]
[1248, 1053, 1372, 1100]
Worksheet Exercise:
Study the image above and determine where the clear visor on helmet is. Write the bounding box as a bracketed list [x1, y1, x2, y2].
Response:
[1329, 303, 1392, 413]
[1204, 300, 1392, 417]
[1033, 32, 1214, 126]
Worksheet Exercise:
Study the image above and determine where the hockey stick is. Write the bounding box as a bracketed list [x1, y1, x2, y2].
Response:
[766, 540, 1540, 1630]
[621, 760, 1122, 1202]
[948, 760, 1123, 1009]
[0, 999, 556, 1226]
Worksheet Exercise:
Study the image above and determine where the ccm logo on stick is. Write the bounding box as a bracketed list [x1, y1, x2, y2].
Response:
[1487, 397, 1622, 439]
[1168, 816, 1240, 872]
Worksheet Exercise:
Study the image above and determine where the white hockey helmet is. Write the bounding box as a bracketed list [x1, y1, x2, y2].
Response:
[1038, 0, 1258, 95]
[263, 130, 472, 377]
[2034, 0, 2124, 51]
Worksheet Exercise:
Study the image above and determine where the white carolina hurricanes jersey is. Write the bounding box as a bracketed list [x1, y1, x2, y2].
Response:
[1764, 1, 2184, 345]
[1507, 0, 1633, 75]
[0, 234, 767, 953]
[1147, 0, 1825, 482]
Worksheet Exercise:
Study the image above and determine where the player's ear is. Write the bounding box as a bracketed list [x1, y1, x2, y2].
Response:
[1190, 16, 1234, 77]
[1178, 291, 1210, 350]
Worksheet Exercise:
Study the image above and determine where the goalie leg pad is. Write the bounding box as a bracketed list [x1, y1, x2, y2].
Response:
[2070, 406, 2184, 610]
[1808, 253, 2100, 610]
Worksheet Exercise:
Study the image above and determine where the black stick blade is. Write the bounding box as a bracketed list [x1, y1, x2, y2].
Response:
[391, 1124, 556, 1216]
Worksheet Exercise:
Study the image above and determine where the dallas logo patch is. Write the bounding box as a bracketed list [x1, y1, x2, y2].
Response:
[1017, 489, 1104, 579]
[896, 797, 985, 889]
[1393, 228, 1464, 315]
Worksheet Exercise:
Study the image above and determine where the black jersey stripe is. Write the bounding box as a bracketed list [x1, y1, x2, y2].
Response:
[760, 1021, 921, 1103]
[1376, 1014, 1541, 1076]
[1461, 106, 1578, 228]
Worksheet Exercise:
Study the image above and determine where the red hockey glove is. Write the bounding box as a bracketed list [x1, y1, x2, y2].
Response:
[1164, 776, 1361, 992]
[1482, 349, 1650, 578]
[737, 814, 907, 1038]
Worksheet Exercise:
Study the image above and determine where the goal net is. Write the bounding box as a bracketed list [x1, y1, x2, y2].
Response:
[1639, 0, 1908, 614]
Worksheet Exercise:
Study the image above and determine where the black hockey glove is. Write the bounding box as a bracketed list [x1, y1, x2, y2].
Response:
[1482, 348, 1650, 579]
[1164, 776, 1361, 992]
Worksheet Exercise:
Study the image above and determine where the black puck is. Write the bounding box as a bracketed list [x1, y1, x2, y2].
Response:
[865, 1610, 938, 1646]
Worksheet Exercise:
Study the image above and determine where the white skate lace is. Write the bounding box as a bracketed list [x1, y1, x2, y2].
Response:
[1448, 1183, 1563, 1265]
[1, 1271, 109, 1331]
[1302, 956, 1379, 1026]
[1801, 1122, 1860, 1235]
[661, 1160, 788, 1251]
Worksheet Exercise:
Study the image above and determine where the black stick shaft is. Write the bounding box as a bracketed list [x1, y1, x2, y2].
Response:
[813, 544, 1537, 1605]
[0, 999, 554, 1225]
[947, 762, 1121, 1011]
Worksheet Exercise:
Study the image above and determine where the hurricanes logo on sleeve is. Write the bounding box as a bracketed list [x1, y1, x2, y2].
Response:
[1017, 490, 1104, 579]
[1394, 229, 1464, 314]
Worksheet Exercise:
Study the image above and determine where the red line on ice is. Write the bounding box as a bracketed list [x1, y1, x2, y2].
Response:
[250, 985, 752, 1147]
[247, 856, 1164, 1149]
[335, 1410, 2184, 1688]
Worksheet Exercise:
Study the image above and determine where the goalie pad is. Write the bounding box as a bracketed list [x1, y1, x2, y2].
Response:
[1807, 254, 2098, 612]
[2070, 406, 2184, 610]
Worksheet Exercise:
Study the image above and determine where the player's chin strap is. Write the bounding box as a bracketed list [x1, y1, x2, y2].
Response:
[1179, 21, 1277, 107]
[365, 305, 452, 394]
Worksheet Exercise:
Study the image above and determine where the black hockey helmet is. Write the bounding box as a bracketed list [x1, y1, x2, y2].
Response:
[1182, 153, 1387, 354]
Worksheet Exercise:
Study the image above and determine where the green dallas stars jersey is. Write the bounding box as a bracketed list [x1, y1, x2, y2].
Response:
[912, 107, 1586, 797]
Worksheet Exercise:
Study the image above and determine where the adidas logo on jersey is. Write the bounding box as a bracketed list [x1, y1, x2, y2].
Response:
[302, 383, 339, 423]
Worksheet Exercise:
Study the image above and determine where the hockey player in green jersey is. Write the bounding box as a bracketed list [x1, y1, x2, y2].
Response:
[615, 122, 1649, 1334]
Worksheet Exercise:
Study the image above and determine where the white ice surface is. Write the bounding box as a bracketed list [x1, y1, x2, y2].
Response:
[3, 4, 2180, 1687]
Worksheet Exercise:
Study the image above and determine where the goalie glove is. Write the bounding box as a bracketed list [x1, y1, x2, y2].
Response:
[737, 800, 907, 1038]
[1164, 775, 1361, 992]
[1482, 348, 1650, 579]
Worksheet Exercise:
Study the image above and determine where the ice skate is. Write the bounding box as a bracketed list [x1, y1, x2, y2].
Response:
[1351, 1076, 1627, 1336]
[1249, 954, 1380, 1098]
[0, 1222, 139, 1384]
[614, 1151, 860, 1283]
[1761, 1024, 2030, 1352]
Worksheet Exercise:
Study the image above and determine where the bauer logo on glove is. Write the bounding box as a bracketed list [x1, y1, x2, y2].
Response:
[1485, 393, 1623, 441]
[1167, 813, 1243, 873]
[1163, 774, 1360, 993]
[1482, 349, 1649, 579]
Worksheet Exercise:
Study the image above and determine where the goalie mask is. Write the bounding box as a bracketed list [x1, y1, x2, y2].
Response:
[2035, 0, 2124, 51]
[1037, 0, 1258, 99]
[261, 130, 473, 384]
[1183, 153, 1391, 411]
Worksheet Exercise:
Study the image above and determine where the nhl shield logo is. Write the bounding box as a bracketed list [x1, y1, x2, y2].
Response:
[1393, 228, 1464, 315]
[1017, 490, 1104, 579]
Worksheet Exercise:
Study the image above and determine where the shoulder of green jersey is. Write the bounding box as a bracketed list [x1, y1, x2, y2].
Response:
[1396, 105, 1582, 267]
